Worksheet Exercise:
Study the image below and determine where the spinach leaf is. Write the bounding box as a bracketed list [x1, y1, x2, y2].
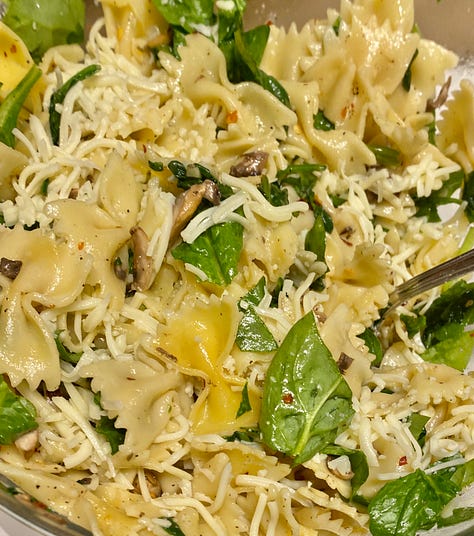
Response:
[2, 0, 85, 63]
[368, 144, 401, 167]
[229, 29, 290, 107]
[407, 413, 429, 447]
[401, 280, 474, 371]
[359, 327, 383, 367]
[368, 468, 459, 536]
[236, 277, 278, 352]
[260, 312, 354, 465]
[402, 49, 419, 91]
[0, 65, 42, 147]
[236, 382, 252, 418]
[95, 416, 126, 455]
[304, 212, 326, 262]
[151, 0, 215, 34]
[54, 330, 83, 364]
[258, 176, 289, 207]
[369, 459, 474, 536]
[168, 159, 233, 199]
[0, 375, 37, 445]
[414, 169, 463, 222]
[224, 427, 260, 442]
[160, 517, 186, 536]
[49, 64, 101, 145]
[322, 445, 369, 498]
[216, 0, 246, 44]
[438, 507, 474, 527]
[313, 110, 335, 131]
[172, 221, 244, 285]
[462, 170, 474, 222]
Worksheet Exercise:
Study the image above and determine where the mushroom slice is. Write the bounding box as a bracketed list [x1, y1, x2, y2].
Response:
[0, 257, 22, 280]
[426, 76, 451, 112]
[170, 179, 220, 243]
[130, 226, 154, 291]
[229, 151, 268, 177]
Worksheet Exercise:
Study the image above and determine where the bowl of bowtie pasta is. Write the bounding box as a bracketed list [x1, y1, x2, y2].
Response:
[0, 1, 474, 535]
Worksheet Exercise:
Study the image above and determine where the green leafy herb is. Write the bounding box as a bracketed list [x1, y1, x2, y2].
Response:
[368, 144, 401, 167]
[407, 413, 430, 447]
[0, 375, 37, 445]
[160, 517, 186, 536]
[359, 327, 383, 367]
[49, 64, 101, 145]
[216, 0, 246, 44]
[258, 176, 289, 207]
[224, 427, 260, 442]
[54, 330, 83, 364]
[95, 416, 126, 455]
[332, 16, 342, 36]
[172, 221, 244, 285]
[40, 178, 49, 196]
[402, 49, 419, 91]
[313, 110, 335, 131]
[304, 213, 326, 262]
[400, 313, 426, 338]
[270, 277, 283, 308]
[462, 170, 474, 222]
[236, 382, 252, 418]
[369, 459, 474, 536]
[0, 65, 42, 147]
[260, 312, 354, 465]
[414, 169, 463, 222]
[236, 277, 278, 352]
[322, 445, 369, 498]
[151, 0, 215, 34]
[168, 160, 233, 199]
[2, 0, 85, 63]
[438, 507, 474, 527]
[148, 160, 164, 172]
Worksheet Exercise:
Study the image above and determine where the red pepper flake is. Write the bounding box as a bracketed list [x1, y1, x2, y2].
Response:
[78, 241, 85, 250]
[226, 110, 238, 124]
[282, 392, 293, 404]
[10, 44, 17, 54]
[398, 456, 408, 466]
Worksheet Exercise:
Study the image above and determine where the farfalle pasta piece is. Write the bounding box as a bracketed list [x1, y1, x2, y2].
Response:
[0, 227, 92, 389]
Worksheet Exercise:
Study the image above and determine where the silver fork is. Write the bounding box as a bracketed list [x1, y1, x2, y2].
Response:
[386, 248, 474, 312]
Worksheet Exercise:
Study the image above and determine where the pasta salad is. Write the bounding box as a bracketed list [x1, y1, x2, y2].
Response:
[0, 0, 474, 535]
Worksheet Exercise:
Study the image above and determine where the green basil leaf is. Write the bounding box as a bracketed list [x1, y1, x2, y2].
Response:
[239, 276, 266, 307]
[236, 382, 252, 418]
[172, 221, 244, 285]
[49, 64, 101, 145]
[260, 312, 354, 464]
[0, 65, 42, 147]
[0, 376, 37, 445]
[2, 0, 85, 63]
[95, 416, 126, 455]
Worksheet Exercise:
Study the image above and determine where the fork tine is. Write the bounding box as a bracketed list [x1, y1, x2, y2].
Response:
[387, 248, 474, 310]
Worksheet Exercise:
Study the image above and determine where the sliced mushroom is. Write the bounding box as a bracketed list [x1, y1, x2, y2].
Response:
[426, 76, 451, 112]
[130, 226, 154, 292]
[169, 179, 220, 243]
[229, 151, 269, 177]
[0, 257, 22, 280]
[326, 455, 354, 480]
[337, 353, 354, 374]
